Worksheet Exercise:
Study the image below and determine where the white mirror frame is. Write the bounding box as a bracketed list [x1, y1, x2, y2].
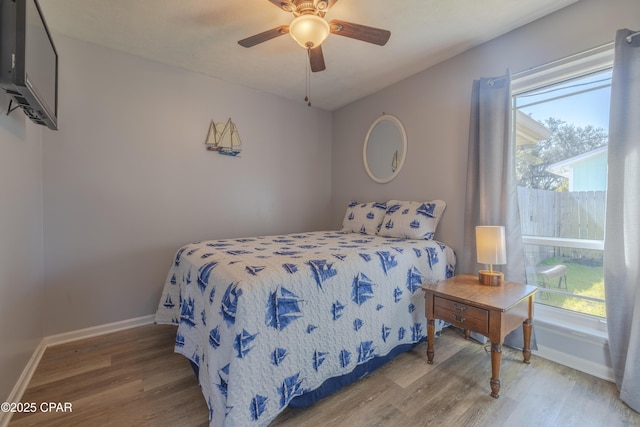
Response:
[363, 114, 407, 184]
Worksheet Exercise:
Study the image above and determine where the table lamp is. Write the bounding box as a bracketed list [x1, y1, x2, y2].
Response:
[476, 226, 507, 286]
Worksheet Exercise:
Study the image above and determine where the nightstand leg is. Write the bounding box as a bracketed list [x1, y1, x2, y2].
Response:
[522, 318, 533, 364]
[426, 319, 435, 364]
[490, 343, 502, 398]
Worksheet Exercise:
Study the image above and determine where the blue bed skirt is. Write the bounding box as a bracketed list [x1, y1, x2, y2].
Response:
[189, 339, 423, 409]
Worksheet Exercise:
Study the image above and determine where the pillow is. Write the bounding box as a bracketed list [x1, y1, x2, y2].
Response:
[377, 200, 446, 240]
[341, 201, 388, 235]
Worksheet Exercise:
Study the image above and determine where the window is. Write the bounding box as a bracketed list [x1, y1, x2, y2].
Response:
[512, 47, 612, 322]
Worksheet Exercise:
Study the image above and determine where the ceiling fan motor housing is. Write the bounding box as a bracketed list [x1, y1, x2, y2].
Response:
[287, 1, 328, 17]
[315, 0, 329, 11]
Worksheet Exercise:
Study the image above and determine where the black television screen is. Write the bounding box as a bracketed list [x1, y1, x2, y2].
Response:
[1, 0, 58, 130]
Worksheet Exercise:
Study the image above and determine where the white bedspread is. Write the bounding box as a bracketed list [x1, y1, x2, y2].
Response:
[155, 231, 456, 426]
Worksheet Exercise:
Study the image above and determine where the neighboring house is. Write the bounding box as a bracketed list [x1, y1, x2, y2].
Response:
[547, 145, 608, 191]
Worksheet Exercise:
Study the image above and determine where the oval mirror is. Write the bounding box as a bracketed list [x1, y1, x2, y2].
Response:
[363, 114, 407, 183]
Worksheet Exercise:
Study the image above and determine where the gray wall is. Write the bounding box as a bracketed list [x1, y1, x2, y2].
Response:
[330, 0, 637, 377]
[40, 36, 333, 335]
[0, 94, 45, 401]
[1, 33, 332, 397]
[2, 0, 637, 402]
[330, 0, 638, 262]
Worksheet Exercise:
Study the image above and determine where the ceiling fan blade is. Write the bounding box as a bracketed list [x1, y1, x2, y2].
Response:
[329, 20, 391, 46]
[309, 45, 326, 72]
[238, 25, 289, 48]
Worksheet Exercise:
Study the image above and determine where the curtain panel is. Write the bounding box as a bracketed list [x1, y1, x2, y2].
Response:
[462, 71, 526, 283]
[605, 28, 640, 413]
[462, 71, 533, 349]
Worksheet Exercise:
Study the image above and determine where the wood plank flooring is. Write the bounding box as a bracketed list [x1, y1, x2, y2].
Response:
[9, 324, 640, 426]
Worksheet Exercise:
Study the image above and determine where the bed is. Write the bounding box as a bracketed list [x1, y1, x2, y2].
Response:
[155, 201, 456, 426]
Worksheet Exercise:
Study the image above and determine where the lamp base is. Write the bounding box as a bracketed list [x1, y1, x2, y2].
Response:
[478, 270, 504, 286]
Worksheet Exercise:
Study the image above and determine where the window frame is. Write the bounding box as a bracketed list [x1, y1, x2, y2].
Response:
[511, 43, 614, 335]
[511, 44, 614, 95]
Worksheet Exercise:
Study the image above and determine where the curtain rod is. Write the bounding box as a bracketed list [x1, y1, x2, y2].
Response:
[627, 31, 640, 43]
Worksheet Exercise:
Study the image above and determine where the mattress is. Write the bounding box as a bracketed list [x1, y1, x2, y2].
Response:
[155, 230, 456, 426]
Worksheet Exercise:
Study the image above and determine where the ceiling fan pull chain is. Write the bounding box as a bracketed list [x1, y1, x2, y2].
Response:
[305, 48, 311, 106]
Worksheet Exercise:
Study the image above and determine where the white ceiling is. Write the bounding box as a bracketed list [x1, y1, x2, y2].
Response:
[39, 0, 578, 111]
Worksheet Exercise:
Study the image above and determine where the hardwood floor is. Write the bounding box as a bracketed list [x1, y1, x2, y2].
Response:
[9, 324, 640, 426]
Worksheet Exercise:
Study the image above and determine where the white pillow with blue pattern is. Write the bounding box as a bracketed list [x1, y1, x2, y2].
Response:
[341, 201, 388, 235]
[377, 200, 446, 240]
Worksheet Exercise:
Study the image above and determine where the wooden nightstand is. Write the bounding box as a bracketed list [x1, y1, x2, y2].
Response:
[422, 274, 538, 398]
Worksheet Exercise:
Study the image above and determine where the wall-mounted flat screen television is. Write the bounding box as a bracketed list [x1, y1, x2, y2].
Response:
[1, 0, 58, 130]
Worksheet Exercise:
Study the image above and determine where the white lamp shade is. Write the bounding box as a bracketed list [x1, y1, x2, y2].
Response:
[289, 15, 330, 48]
[476, 226, 507, 265]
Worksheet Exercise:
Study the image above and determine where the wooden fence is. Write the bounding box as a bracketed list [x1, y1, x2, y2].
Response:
[517, 187, 605, 263]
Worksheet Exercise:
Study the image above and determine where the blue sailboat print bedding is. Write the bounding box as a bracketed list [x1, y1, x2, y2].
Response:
[155, 231, 456, 426]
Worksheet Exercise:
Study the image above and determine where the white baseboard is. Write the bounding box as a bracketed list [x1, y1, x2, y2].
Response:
[0, 340, 48, 427]
[534, 344, 614, 382]
[533, 321, 614, 382]
[43, 314, 155, 347]
[0, 315, 155, 427]
[531, 305, 614, 382]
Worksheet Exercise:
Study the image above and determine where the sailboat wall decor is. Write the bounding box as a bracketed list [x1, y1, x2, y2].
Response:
[205, 118, 243, 157]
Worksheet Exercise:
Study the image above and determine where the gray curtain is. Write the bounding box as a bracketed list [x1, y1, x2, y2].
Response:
[462, 70, 533, 349]
[604, 28, 640, 413]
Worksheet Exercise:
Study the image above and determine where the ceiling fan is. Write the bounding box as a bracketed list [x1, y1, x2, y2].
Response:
[238, 0, 391, 72]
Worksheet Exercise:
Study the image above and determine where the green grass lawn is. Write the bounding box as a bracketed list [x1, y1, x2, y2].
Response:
[534, 257, 606, 317]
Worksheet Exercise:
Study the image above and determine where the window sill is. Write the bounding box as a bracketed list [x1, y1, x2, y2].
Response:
[534, 303, 608, 344]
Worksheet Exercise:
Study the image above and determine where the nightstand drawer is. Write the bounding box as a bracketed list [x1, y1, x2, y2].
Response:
[434, 296, 489, 335]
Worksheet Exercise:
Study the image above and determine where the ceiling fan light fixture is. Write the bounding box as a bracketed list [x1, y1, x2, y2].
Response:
[289, 15, 330, 48]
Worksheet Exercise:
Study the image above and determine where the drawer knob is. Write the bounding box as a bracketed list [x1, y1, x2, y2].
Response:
[452, 313, 465, 323]
[453, 303, 467, 312]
